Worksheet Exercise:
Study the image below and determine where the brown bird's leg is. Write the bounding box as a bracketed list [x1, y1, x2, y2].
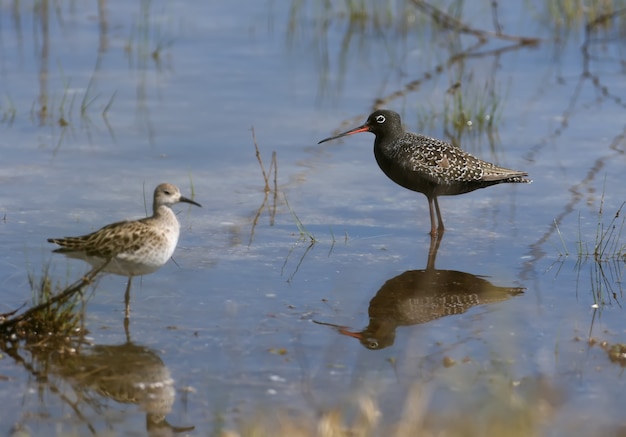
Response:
[124, 276, 133, 319]
[433, 196, 445, 234]
[123, 277, 133, 335]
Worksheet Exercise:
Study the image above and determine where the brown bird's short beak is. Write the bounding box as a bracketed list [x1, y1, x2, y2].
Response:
[180, 196, 202, 207]
[318, 124, 370, 144]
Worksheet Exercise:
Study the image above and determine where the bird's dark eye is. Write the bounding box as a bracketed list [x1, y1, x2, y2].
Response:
[367, 340, 379, 349]
[375, 115, 385, 124]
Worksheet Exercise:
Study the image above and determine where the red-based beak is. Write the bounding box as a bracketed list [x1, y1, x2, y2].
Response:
[318, 124, 370, 144]
[313, 319, 363, 339]
[338, 327, 363, 339]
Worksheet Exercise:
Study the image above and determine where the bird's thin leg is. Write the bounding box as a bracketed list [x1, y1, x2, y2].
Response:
[124, 277, 133, 320]
[427, 231, 443, 270]
[433, 196, 445, 233]
[124, 317, 130, 341]
[427, 197, 438, 237]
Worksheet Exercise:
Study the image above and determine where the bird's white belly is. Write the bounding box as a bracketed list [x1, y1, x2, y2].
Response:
[84, 230, 178, 277]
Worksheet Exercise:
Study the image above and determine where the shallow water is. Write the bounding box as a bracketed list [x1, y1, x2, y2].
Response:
[1, 0, 626, 435]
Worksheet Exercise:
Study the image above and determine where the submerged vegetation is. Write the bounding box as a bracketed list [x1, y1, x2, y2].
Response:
[578, 200, 625, 262]
[529, 0, 626, 33]
[551, 191, 625, 312]
[576, 199, 625, 309]
[0, 263, 95, 352]
[249, 127, 279, 247]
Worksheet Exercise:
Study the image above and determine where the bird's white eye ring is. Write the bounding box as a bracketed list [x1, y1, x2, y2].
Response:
[375, 115, 385, 124]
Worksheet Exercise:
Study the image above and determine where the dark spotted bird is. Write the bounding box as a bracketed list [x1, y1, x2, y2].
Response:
[318, 110, 531, 235]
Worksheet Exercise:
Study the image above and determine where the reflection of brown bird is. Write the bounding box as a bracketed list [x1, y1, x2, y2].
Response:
[52, 342, 194, 435]
[315, 234, 524, 349]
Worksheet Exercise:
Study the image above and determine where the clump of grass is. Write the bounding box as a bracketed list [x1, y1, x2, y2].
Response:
[576, 197, 626, 262]
[0, 265, 86, 351]
[588, 203, 624, 305]
[280, 192, 323, 282]
[563, 191, 626, 308]
[0, 263, 104, 351]
[249, 127, 278, 246]
[445, 81, 500, 135]
[438, 74, 505, 149]
[604, 342, 626, 366]
[415, 75, 505, 154]
[288, 0, 422, 32]
[586, 337, 626, 367]
[283, 193, 316, 243]
[532, 0, 626, 32]
[21, 268, 84, 349]
[252, 126, 278, 195]
[555, 186, 625, 263]
[591, 201, 625, 262]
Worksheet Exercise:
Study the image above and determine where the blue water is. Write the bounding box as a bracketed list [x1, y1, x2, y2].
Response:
[1, 0, 625, 435]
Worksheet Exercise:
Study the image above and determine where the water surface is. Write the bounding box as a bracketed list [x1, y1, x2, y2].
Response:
[1, 1, 625, 435]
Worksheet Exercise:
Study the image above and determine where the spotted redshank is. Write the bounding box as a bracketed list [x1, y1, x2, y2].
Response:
[319, 109, 531, 235]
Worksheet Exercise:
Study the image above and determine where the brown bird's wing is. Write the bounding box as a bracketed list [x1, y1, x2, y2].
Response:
[48, 219, 155, 258]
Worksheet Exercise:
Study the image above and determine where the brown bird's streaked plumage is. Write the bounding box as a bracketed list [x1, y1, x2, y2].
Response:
[48, 183, 201, 319]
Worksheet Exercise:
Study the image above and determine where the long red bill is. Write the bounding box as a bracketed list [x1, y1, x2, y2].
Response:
[313, 319, 362, 338]
[318, 124, 370, 144]
[338, 327, 363, 339]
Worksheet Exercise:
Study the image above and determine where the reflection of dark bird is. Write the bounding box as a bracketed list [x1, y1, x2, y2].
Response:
[52, 342, 194, 436]
[319, 110, 531, 235]
[315, 235, 524, 349]
[334, 269, 525, 350]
